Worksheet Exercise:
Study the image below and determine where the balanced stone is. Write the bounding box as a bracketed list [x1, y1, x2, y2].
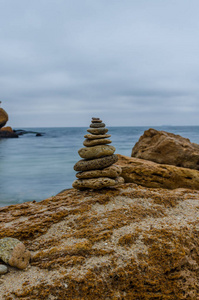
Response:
[83, 138, 112, 147]
[78, 145, 115, 159]
[73, 118, 122, 190]
[72, 176, 124, 189]
[74, 154, 118, 172]
[91, 120, 102, 123]
[90, 123, 105, 128]
[76, 165, 122, 179]
[0, 264, 8, 275]
[0, 237, 31, 269]
[87, 128, 108, 135]
[84, 134, 111, 140]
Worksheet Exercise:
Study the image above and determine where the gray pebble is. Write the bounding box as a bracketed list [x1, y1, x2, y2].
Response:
[0, 264, 8, 275]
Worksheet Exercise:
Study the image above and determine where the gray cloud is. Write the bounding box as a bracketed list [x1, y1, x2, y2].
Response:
[1, 0, 199, 127]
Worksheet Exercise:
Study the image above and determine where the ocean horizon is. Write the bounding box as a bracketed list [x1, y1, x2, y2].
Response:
[1, 125, 199, 207]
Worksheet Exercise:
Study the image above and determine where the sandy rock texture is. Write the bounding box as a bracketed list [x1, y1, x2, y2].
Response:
[131, 128, 199, 170]
[1, 184, 199, 299]
[117, 154, 199, 190]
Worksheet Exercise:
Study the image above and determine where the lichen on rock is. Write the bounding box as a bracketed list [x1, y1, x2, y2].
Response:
[0, 183, 199, 299]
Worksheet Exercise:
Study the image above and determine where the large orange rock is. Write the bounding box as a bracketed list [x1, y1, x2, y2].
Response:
[0, 108, 8, 128]
[131, 128, 199, 170]
[0, 184, 199, 298]
[1, 126, 13, 132]
[117, 154, 199, 190]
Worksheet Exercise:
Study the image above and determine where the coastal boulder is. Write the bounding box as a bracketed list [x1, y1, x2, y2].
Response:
[131, 128, 199, 170]
[0, 108, 8, 128]
[1, 184, 199, 298]
[117, 154, 199, 190]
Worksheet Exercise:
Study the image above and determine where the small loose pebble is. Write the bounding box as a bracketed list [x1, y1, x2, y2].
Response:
[0, 264, 8, 275]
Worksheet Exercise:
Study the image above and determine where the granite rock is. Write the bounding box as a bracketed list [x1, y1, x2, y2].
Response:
[131, 128, 199, 170]
[0, 237, 31, 269]
[84, 133, 111, 140]
[87, 128, 108, 135]
[83, 138, 112, 147]
[117, 154, 199, 190]
[1, 185, 199, 299]
[76, 165, 122, 179]
[74, 154, 118, 171]
[78, 145, 115, 159]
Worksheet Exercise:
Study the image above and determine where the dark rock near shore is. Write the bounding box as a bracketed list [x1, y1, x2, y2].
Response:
[14, 129, 44, 137]
[0, 130, 18, 138]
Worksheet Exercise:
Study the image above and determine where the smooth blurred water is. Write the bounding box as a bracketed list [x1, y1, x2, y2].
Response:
[1, 126, 199, 207]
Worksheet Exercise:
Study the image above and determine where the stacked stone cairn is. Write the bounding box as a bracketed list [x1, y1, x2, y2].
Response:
[72, 118, 124, 189]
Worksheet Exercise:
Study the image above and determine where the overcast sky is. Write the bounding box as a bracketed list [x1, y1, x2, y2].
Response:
[1, 0, 199, 127]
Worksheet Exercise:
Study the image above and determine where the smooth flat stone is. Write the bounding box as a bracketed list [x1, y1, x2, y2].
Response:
[78, 145, 115, 159]
[84, 134, 111, 140]
[74, 154, 118, 171]
[0, 264, 8, 275]
[76, 165, 122, 179]
[90, 123, 105, 128]
[83, 138, 112, 147]
[92, 117, 100, 120]
[91, 120, 102, 123]
[72, 176, 123, 190]
[87, 128, 108, 135]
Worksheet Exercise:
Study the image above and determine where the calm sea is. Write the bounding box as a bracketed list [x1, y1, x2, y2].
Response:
[1, 126, 199, 207]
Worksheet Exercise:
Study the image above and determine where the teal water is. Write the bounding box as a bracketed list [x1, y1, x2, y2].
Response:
[1, 126, 199, 207]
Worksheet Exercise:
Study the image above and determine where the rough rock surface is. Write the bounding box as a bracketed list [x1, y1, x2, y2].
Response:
[0, 108, 8, 128]
[78, 145, 115, 159]
[74, 154, 118, 171]
[0, 237, 31, 269]
[131, 128, 199, 170]
[1, 184, 199, 299]
[76, 165, 122, 179]
[72, 176, 124, 189]
[117, 154, 199, 190]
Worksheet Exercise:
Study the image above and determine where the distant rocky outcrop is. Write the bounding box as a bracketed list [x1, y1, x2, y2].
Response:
[131, 128, 199, 170]
[0, 126, 18, 138]
[1, 184, 199, 298]
[117, 154, 199, 190]
[13, 129, 44, 137]
[0, 107, 18, 138]
[0, 108, 8, 128]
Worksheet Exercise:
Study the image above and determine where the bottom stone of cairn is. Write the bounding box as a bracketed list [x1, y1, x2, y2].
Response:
[72, 118, 124, 189]
[73, 176, 124, 190]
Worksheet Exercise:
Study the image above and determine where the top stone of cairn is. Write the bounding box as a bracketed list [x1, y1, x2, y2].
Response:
[72, 118, 124, 189]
